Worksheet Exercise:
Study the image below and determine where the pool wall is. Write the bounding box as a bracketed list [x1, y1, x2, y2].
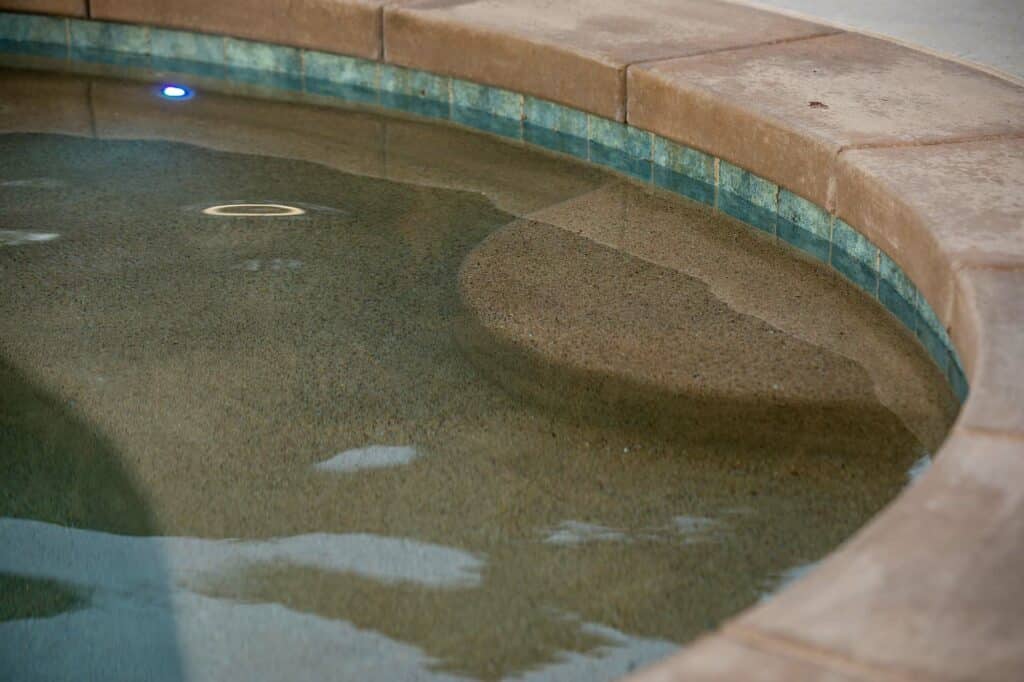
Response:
[1, 2, 1022, 679]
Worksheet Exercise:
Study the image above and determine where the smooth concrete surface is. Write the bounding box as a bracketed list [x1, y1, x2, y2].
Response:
[628, 32, 1024, 211]
[834, 139, 1024, 344]
[385, 0, 834, 120]
[729, 0, 1024, 83]
[950, 267, 1024, 434]
[90, 0, 407, 60]
[0, 0, 83, 17]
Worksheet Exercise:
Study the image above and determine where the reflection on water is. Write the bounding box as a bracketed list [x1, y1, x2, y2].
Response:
[0, 230, 59, 246]
[0, 518, 485, 590]
[0, 111, 957, 682]
[314, 444, 422, 473]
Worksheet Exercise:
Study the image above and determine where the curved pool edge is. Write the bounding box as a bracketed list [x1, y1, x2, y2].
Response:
[0, 3, 1021, 680]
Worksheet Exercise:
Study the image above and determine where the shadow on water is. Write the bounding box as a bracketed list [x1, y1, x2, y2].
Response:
[455, 216, 954, 458]
[0, 359, 185, 681]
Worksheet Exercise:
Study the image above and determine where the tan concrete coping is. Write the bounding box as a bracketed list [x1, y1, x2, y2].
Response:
[90, 0, 405, 60]
[2, 1, 1023, 679]
[0, 0, 84, 17]
[385, 0, 835, 121]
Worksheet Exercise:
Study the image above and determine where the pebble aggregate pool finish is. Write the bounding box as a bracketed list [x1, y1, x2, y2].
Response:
[0, 75, 957, 681]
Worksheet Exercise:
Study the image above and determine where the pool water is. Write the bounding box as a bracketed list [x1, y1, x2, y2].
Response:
[0, 70, 957, 681]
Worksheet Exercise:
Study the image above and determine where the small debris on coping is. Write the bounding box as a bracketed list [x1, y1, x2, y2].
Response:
[809, 101, 829, 109]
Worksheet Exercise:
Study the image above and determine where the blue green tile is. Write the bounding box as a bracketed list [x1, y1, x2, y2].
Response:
[0, 13, 67, 59]
[305, 50, 378, 104]
[379, 65, 449, 119]
[523, 97, 587, 159]
[829, 219, 878, 293]
[915, 290, 952, 350]
[224, 37, 301, 91]
[947, 354, 969, 403]
[915, 312, 949, 373]
[778, 189, 831, 262]
[717, 161, 777, 233]
[878, 251, 918, 330]
[150, 28, 223, 78]
[588, 115, 651, 180]
[913, 292, 953, 374]
[652, 137, 715, 205]
[69, 20, 149, 67]
[451, 80, 522, 139]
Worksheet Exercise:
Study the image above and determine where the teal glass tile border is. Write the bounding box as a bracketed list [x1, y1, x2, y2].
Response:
[830, 219, 879, 294]
[0, 12, 66, 59]
[523, 96, 588, 160]
[879, 251, 919, 330]
[380, 64, 450, 119]
[0, 12, 968, 401]
[778, 189, 831, 263]
[653, 137, 715, 206]
[305, 49, 378, 104]
[717, 160, 777, 234]
[69, 19, 149, 68]
[224, 37, 302, 91]
[588, 115, 652, 181]
[452, 80, 522, 139]
[150, 28, 224, 78]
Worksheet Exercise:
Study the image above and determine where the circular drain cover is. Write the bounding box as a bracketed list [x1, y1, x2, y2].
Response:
[202, 203, 306, 217]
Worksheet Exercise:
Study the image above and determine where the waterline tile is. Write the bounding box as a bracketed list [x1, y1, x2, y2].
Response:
[0, 13, 67, 59]
[830, 219, 878, 293]
[305, 50, 378, 104]
[451, 80, 522, 139]
[778, 189, 830, 262]
[717, 161, 777, 233]
[150, 28, 223, 78]
[588, 115, 651, 180]
[879, 251, 919, 329]
[652, 137, 715, 205]
[224, 37, 302, 91]
[70, 20, 148, 67]
[523, 97, 588, 159]
[379, 65, 449, 119]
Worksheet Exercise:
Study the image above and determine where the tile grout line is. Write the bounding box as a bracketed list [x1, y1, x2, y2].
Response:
[827, 213, 835, 264]
[874, 249, 881, 299]
[712, 157, 720, 209]
[771, 183, 780, 238]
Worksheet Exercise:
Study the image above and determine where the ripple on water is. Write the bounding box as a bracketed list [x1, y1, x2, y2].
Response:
[314, 445, 421, 473]
[0, 230, 59, 247]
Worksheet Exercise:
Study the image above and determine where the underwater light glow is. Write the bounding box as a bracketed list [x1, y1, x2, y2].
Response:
[160, 85, 191, 100]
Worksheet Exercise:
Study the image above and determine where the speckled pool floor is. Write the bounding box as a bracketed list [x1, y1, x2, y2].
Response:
[0, 77, 957, 681]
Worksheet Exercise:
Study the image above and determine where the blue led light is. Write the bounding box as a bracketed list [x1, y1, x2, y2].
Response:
[159, 84, 192, 100]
